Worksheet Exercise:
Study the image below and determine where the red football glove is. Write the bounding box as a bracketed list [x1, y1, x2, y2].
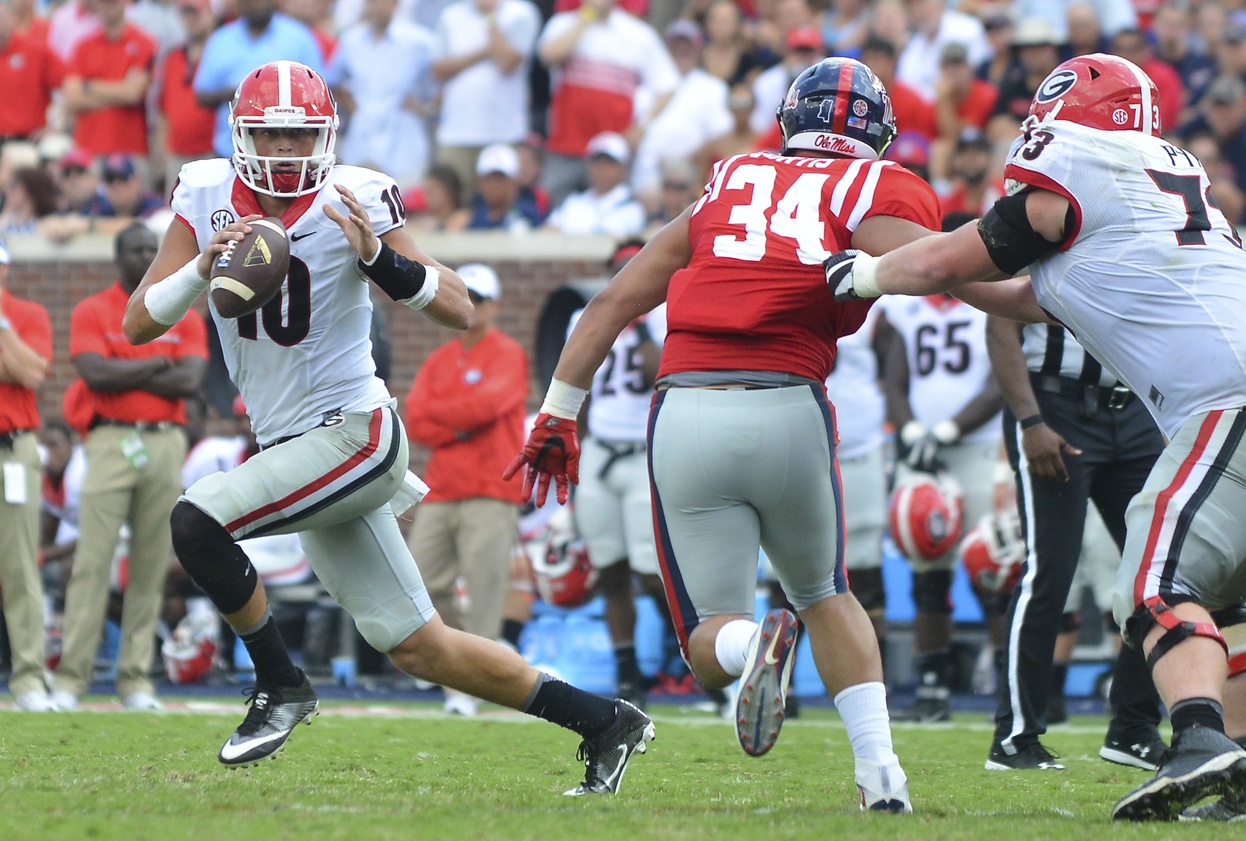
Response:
[503, 412, 580, 506]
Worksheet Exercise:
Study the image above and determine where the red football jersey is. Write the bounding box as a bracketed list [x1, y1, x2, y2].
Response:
[660, 152, 940, 382]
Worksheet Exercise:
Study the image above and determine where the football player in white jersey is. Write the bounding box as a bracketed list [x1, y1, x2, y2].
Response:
[120, 60, 654, 795]
[827, 53, 1246, 821]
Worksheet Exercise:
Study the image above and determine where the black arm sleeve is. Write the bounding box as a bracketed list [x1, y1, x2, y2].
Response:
[976, 189, 1074, 275]
[357, 241, 427, 301]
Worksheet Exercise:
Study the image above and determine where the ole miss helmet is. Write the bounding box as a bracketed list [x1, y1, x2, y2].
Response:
[1027, 53, 1161, 137]
[777, 57, 896, 160]
[889, 473, 965, 563]
[960, 512, 1027, 595]
[230, 60, 339, 197]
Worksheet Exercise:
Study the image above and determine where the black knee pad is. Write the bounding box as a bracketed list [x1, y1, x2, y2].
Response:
[850, 568, 885, 615]
[169, 501, 258, 615]
[912, 569, 953, 615]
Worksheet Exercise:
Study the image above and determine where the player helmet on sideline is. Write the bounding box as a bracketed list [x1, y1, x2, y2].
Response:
[960, 512, 1026, 595]
[230, 60, 339, 198]
[777, 57, 896, 160]
[889, 473, 965, 562]
[529, 507, 598, 608]
[1026, 53, 1161, 137]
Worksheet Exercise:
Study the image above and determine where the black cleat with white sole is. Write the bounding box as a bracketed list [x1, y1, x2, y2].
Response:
[1112, 727, 1246, 821]
[564, 700, 655, 796]
[218, 670, 319, 768]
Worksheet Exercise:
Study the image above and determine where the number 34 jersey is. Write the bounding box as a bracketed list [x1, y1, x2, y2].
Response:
[1006, 120, 1246, 438]
[659, 151, 940, 383]
[171, 159, 402, 445]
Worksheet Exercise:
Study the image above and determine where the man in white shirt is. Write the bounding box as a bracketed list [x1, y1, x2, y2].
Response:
[632, 20, 732, 205]
[896, 0, 992, 102]
[432, 0, 541, 196]
[328, 0, 437, 189]
[544, 132, 646, 238]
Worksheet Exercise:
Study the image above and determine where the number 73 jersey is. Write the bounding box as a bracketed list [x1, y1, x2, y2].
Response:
[1005, 119, 1246, 438]
[171, 159, 402, 445]
[660, 151, 940, 383]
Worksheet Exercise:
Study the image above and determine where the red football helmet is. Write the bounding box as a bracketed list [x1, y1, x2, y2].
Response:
[889, 473, 965, 562]
[229, 60, 339, 197]
[161, 609, 220, 684]
[960, 512, 1027, 595]
[529, 507, 599, 608]
[1027, 53, 1161, 137]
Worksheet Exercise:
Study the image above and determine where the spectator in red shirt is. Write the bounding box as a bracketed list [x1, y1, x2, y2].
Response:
[154, 0, 218, 193]
[61, 0, 158, 159]
[282, 0, 337, 62]
[937, 128, 1003, 218]
[0, 0, 65, 141]
[932, 41, 997, 182]
[1110, 26, 1183, 133]
[861, 35, 936, 141]
[13, 0, 50, 44]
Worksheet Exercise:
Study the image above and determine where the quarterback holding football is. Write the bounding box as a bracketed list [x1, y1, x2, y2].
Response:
[121, 60, 654, 795]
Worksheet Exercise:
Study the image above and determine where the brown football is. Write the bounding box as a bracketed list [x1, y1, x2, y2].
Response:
[208, 217, 290, 319]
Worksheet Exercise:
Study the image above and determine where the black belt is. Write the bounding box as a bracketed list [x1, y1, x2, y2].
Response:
[259, 409, 346, 451]
[1030, 374, 1135, 413]
[89, 418, 182, 433]
[0, 428, 35, 449]
[594, 438, 645, 480]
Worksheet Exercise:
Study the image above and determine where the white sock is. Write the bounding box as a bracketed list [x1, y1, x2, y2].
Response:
[714, 619, 759, 677]
[834, 681, 895, 765]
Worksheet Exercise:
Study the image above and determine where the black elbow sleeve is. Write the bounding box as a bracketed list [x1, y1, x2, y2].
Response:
[976, 190, 1065, 276]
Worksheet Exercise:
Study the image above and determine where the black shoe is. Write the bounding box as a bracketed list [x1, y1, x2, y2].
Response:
[218, 669, 319, 767]
[892, 694, 951, 724]
[1101, 732, 1170, 772]
[1112, 727, 1246, 822]
[985, 740, 1066, 770]
[1180, 790, 1246, 822]
[616, 678, 648, 712]
[564, 699, 656, 796]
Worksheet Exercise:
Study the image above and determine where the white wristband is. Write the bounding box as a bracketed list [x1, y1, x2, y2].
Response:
[932, 419, 961, 445]
[852, 253, 883, 299]
[145, 257, 208, 326]
[402, 265, 440, 311]
[540, 377, 588, 420]
[992, 461, 1013, 485]
[899, 420, 926, 447]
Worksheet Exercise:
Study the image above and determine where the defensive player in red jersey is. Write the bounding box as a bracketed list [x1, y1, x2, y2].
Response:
[509, 57, 938, 814]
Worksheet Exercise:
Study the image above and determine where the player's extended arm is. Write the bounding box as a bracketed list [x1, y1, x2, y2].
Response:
[326, 183, 473, 330]
[827, 190, 1072, 324]
[985, 316, 1081, 481]
[506, 208, 692, 504]
[123, 214, 262, 345]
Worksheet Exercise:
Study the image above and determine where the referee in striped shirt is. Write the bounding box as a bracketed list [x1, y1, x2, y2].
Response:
[985, 319, 1167, 771]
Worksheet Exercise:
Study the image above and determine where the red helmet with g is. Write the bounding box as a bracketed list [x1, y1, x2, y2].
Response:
[1027, 53, 1161, 137]
[889, 473, 965, 562]
[230, 60, 339, 197]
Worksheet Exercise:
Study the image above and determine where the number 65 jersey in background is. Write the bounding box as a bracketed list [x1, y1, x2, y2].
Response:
[171, 159, 401, 446]
[659, 151, 939, 383]
[1004, 119, 1246, 438]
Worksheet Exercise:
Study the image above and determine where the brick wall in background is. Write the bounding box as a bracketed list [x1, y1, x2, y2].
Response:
[9, 231, 618, 470]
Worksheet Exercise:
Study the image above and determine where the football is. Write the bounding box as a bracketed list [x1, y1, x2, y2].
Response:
[208, 217, 290, 318]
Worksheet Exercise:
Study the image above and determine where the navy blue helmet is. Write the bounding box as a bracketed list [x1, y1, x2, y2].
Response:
[777, 58, 896, 159]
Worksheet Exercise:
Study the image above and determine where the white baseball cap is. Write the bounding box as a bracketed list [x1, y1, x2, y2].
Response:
[475, 144, 520, 178]
[458, 263, 500, 301]
[587, 132, 630, 165]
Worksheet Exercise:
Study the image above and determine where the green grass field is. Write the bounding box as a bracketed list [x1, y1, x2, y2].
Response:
[0, 701, 1224, 840]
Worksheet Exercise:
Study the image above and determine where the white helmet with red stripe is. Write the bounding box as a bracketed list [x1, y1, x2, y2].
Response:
[960, 511, 1026, 595]
[528, 507, 599, 608]
[889, 473, 965, 562]
[230, 60, 339, 197]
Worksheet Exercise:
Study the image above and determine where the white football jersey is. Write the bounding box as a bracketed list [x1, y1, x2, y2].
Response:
[825, 304, 885, 459]
[1007, 120, 1246, 438]
[880, 295, 1000, 443]
[568, 303, 667, 443]
[182, 434, 247, 490]
[171, 160, 398, 445]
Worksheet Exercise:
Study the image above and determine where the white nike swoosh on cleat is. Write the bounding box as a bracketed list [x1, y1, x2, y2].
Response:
[763, 628, 784, 666]
[605, 743, 628, 786]
[219, 729, 289, 762]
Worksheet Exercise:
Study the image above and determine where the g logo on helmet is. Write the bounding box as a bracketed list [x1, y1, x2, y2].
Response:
[889, 474, 965, 562]
[1036, 68, 1078, 103]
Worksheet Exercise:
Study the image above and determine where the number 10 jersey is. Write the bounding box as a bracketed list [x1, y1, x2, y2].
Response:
[172, 159, 401, 446]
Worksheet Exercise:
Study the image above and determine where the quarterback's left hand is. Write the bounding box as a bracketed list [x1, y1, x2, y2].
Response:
[325, 183, 381, 263]
[503, 413, 581, 506]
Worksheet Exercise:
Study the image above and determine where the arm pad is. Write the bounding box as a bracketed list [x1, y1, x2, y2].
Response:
[976, 189, 1070, 276]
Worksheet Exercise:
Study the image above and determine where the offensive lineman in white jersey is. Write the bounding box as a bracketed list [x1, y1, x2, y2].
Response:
[826, 53, 1246, 821]
[121, 60, 655, 795]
